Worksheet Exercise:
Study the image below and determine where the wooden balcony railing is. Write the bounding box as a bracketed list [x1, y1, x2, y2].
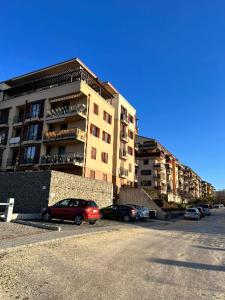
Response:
[43, 128, 85, 142]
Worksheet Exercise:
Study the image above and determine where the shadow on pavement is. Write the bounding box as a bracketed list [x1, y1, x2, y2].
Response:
[149, 258, 225, 272]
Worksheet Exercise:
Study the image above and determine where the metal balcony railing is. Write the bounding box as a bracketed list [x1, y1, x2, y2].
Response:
[119, 148, 127, 158]
[43, 128, 85, 142]
[120, 113, 129, 124]
[120, 131, 128, 141]
[46, 103, 86, 119]
[118, 167, 128, 177]
[4, 68, 113, 102]
[40, 152, 84, 165]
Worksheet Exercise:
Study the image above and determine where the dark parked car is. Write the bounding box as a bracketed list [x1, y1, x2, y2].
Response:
[100, 205, 137, 222]
[196, 206, 205, 218]
[42, 199, 100, 225]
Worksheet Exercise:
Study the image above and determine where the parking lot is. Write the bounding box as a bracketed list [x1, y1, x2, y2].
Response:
[0, 208, 225, 299]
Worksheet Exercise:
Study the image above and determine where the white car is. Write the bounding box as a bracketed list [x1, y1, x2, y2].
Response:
[213, 204, 224, 209]
[184, 208, 201, 220]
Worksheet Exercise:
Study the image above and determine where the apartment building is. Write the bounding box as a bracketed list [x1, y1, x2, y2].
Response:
[135, 135, 215, 202]
[135, 136, 178, 195]
[0, 58, 136, 192]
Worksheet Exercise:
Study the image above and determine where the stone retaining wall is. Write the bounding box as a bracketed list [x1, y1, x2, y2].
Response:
[0, 171, 113, 213]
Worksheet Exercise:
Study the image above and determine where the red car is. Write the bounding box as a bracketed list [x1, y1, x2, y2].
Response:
[42, 198, 100, 225]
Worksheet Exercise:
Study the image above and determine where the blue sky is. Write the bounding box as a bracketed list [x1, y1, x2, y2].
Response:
[0, 0, 224, 189]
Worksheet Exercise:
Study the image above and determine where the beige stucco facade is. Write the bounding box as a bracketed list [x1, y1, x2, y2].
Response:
[0, 58, 136, 194]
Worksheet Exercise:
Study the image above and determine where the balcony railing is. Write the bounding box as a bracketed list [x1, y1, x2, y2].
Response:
[13, 112, 43, 124]
[9, 137, 20, 144]
[46, 103, 86, 120]
[40, 152, 84, 166]
[7, 157, 38, 166]
[43, 128, 85, 142]
[153, 163, 165, 169]
[3, 68, 113, 102]
[119, 148, 127, 159]
[118, 167, 128, 178]
[120, 114, 129, 124]
[23, 134, 42, 142]
[120, 131, 128, 142]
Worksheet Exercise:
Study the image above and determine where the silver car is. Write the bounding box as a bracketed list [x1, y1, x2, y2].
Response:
[127, 204, 149, 220]
[184, 208, 201, 220]
[198, 204, 211, 216]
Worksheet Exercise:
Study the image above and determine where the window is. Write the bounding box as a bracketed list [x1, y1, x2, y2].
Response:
[103, 111, 112, 124]
[103, 173, 107, 181]
[128, 114, 134, 123]
[91, 147, 96, 160]
[90, 124, 100, 138]
[24, 146, 36, 160]
[128, 146, 133, 156]
[141, 170, 151, 175]
[102, 131, 111, 144]
[93, 103, 99, 115]
[143, 159, 149, 165]
[27, 124, 39, 140]
[101, 152, 108, 164]
[90, 170, 95, 179]
[129, 163, 132, 172]
[54, 199, 70, 208]
[141, 181, 151, 186]
[30, 103, 40, 118]
[128, 130, 134, 140]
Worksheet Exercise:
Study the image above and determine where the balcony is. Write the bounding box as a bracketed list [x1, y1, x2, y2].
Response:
[120, 114, 129, 125]
[3, 68, 113, 102]
[166, 163, 172, 169]
[154, 174, 166, 181]
[0, 116, 9, 127]
[7, 157, 38, 167]
[119, 148, 127, 160]
[13, 112, 43, 125]
[46, 103, 87, 123]
[43, 128, 86, 143]
[120, 131, 129, 143]
[153, 163, 165, 171]
[40, 152, 84, 167]
[118, 167, 128, 178]
[22, 134, 42, 144]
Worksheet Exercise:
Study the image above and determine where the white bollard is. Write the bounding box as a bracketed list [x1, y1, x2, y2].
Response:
[4, 198, 14, 222]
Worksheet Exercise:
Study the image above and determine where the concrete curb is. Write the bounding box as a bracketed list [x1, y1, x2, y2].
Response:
[12, 220, 62, 231]
[0, 227, 120, 255]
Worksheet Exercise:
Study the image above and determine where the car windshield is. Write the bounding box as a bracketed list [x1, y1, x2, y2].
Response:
[200, 204, 209, 208]
[186, 209, 196, 213]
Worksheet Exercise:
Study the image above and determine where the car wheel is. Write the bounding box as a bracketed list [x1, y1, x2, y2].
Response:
[74, 215, 83, 226]
[43, 212, 51, 222]
[89, 220, 96, 225]
[124, 215, 130, 222]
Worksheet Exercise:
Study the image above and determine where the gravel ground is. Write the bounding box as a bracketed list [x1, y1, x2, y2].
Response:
[0, 210, 225, 300]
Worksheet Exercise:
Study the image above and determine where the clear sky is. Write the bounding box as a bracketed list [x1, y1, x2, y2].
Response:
[0, 1, 224, 189]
